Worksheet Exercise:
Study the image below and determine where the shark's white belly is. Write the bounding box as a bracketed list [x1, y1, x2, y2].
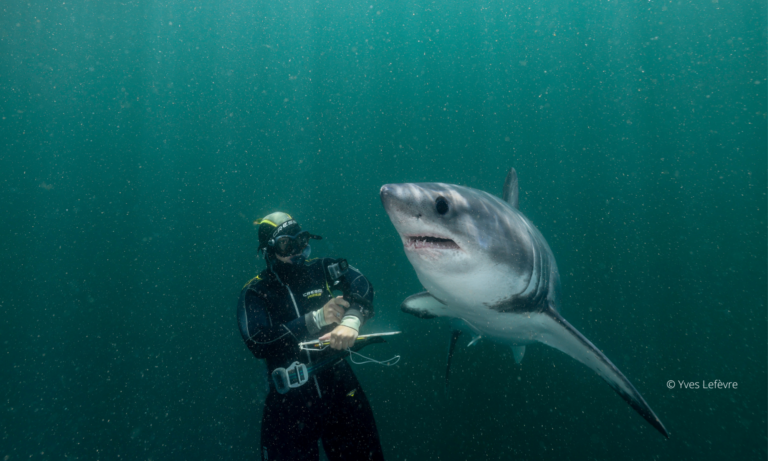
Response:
[411, 255, 541, 346]
[441, 300, 544, 347]
[412, 258, 529, 312]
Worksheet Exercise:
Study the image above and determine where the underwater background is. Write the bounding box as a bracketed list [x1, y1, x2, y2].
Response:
[1, 0, 766, 459]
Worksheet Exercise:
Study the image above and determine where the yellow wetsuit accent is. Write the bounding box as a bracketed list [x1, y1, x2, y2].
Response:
[242, 274, 262, 289]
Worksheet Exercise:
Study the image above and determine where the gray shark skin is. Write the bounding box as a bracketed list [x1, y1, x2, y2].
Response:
[380, 169, 669, 438]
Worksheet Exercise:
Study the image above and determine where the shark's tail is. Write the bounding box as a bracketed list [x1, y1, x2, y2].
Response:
[539, 308, 669, 438]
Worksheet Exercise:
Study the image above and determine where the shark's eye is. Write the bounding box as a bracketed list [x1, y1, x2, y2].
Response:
[435, 196, 449, 215]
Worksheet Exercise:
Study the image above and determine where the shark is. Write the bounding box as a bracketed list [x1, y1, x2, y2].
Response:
[380, 169, 669, 438]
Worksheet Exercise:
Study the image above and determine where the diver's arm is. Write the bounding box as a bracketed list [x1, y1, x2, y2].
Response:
[306, 296, 348, 335]
[236, 288, 311, 359]
[337, 263, 375, 329]
[317, 261, 374, 350]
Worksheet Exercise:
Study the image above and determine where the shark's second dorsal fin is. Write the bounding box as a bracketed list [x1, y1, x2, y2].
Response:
[503, 168, 519, 208]
[511, 345, 526, 364]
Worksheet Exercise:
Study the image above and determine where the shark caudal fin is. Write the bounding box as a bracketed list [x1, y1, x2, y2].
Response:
[538, 308, 669, 438]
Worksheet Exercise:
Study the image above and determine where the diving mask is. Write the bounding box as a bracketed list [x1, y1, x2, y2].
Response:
[271, 230, 311, 257]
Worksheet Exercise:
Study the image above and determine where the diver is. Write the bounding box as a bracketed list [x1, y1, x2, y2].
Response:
[237, 212, 385, 461]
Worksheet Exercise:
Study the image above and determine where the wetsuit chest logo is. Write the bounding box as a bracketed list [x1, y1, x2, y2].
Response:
[302, 289, 323, 299]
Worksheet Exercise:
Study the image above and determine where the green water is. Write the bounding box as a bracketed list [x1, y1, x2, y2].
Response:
[1, 0, 766, 459]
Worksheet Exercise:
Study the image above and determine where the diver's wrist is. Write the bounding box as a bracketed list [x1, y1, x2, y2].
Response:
[339, 316, 361, 332]
[313, 308, 329, 328]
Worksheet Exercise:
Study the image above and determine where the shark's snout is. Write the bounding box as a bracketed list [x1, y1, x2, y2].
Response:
[380, 183, 408, 229]
[380, 183, 409, 217]
[380, 183, 403, 203]
[379, 184, 394, 206]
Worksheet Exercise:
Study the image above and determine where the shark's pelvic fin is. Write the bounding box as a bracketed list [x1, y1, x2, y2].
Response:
[453, 318, 483, 346]
[539, 308, 669, 438]
[445, 329, 463, 388]
[401, 291, 445, 319]
[503, 168, 519, 209]
[467, 336, 482, 347]
[511, 345, 526, 364]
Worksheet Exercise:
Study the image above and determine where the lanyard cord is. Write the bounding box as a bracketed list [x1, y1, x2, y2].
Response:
[302, 344, 400, 367]
[349, 350, 400, 366]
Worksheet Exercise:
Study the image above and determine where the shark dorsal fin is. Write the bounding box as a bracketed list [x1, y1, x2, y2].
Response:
[503, 168, 519, 209]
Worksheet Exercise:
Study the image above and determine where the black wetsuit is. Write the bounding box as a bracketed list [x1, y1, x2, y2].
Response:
[237, 256, 384, 461]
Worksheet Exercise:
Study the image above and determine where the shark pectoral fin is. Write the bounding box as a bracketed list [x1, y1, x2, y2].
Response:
[503, 168, 519, 209]
[400, 291, 445, 319]
[511, 345, 526, 364]
[445, 330, 462, 389]
[538, 309, 669, 438]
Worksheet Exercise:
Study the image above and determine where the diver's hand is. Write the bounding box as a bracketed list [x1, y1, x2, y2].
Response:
[319, 325, 359, 350]
[322, 296, 349, 325]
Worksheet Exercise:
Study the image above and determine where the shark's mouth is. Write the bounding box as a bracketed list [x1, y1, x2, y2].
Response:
[405, 235, 460, 251]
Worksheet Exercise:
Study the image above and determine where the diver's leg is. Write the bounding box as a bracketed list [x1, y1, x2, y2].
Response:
[321, 387, 384, 461]
[261, 392, 321, 461]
